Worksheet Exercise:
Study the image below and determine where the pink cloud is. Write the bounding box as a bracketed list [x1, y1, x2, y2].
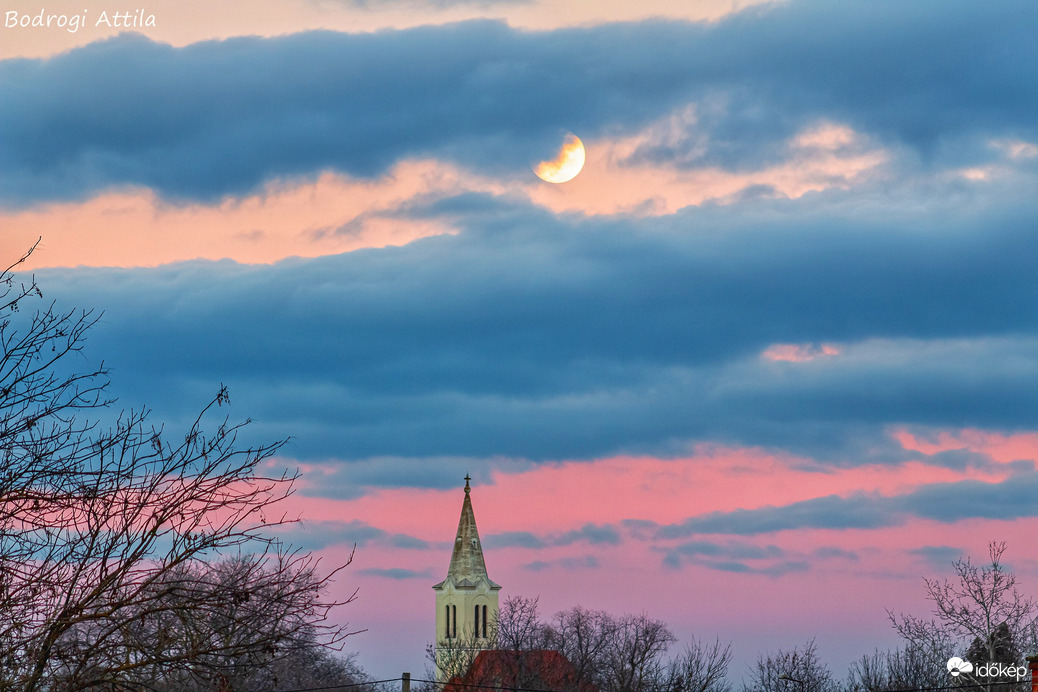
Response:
[761, 343, 842, 362]
[991, 138, 1038, 160]
[893, 428, 1038, 465]
[286, 436, 1005, 547]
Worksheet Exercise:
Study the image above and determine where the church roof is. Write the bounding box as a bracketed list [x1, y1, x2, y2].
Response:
[433, 476, 501, 591]
[444, 649, 597, 692]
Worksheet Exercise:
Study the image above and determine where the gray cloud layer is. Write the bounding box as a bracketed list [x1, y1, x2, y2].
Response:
[2, 0, 1036, 204]
[34, 189, 1038, 469]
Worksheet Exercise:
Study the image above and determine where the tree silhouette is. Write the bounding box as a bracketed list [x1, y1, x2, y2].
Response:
[889, 542, 1036, 692]
[0, 243, 355, 690]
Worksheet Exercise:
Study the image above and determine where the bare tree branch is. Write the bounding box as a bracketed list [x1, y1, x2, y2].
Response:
[0, 244, 356, 691]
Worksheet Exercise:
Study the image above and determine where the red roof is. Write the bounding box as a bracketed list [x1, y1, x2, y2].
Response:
[444, 649, 597, 692]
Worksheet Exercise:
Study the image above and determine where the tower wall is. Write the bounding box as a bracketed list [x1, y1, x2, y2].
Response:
[433, 579, 499, 642]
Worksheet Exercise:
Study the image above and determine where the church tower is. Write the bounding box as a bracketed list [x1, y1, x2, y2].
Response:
[433, 475, 501, 674]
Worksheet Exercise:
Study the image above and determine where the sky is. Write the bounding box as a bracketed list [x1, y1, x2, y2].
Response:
[3, 0, 1038, 681]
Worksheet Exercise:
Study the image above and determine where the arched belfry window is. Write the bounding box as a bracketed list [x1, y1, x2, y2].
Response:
[482, 605, 488, 638]
[445, 605, 450, 638]
[451, 604, 457, 638]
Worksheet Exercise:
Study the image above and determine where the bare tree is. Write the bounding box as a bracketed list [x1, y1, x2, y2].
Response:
[664, 637, 732, 692]
[601, 614, 676, 692]
[0, 244, 355, 691]
[546, 606, 617, 690]
[498, 595, 549, 652]
[85, 555, 357, 691]
[262, 647, 372, 692]
[428, 627, 487, 684]
[743, 639, 837, 692]
[889, 542, 1036, 692]
[545, 607, 680, 692]
[847, 642, 951, 692]
[494, 596, 554, 690]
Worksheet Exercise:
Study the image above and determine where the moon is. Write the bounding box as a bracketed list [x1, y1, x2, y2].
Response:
[534, 133, 586, 183]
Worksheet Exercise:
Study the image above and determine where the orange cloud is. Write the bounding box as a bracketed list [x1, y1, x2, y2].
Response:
[525, 120, 888, 216]
[4, 161, 487, 270]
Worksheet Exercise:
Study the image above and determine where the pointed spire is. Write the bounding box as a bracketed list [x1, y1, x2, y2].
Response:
[440, 476, 499, 589]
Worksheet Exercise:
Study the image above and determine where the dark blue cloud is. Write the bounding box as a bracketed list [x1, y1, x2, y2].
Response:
[555, 524, 622, 546]
[273, 519, 382, 550]
[909, 546, 962, 570]
[522, 556, 599, 572]
[276, 519, 432, 550]
[485, 531, 546, 549]
[651, 470, 1038, 536]
[0, 20, 686, 203]
[357, 567, 434, 580]
[698, 560, 809, 576]
[29, 186, 1038, 469]
[660, 540, 785, 559]
[902, 472, 1038, 523]
[812, 547, 859, 561]
[3, 0, 1037, 204]
[485, 524, 621, 549]
[657, 494, 895, 537]
[658, 540, 808, 575]
[295, 457, 509, 499]
[388, 534, 431, 549]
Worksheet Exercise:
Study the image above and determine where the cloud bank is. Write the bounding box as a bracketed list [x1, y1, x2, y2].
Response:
[3, 0, 1037, 205]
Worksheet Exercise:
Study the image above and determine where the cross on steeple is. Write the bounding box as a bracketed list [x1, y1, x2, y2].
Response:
[464, 473, 471, 493]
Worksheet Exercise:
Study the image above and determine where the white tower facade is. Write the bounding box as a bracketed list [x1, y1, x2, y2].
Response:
[432, 475, 501, 675]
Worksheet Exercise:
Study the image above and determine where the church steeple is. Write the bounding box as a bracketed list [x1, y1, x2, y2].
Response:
[433, 477, 501, 677]
[444, 474, 495, 586]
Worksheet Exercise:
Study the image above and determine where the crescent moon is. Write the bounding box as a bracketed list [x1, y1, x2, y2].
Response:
[534, 133, 586, 183]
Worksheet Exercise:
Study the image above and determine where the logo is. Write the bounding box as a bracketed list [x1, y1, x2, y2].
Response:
[946, 658, 1027, 681]
[947, 657, 974, 677]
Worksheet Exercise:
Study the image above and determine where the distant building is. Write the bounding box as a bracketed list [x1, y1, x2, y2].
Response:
[433, 475, 502, 677]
